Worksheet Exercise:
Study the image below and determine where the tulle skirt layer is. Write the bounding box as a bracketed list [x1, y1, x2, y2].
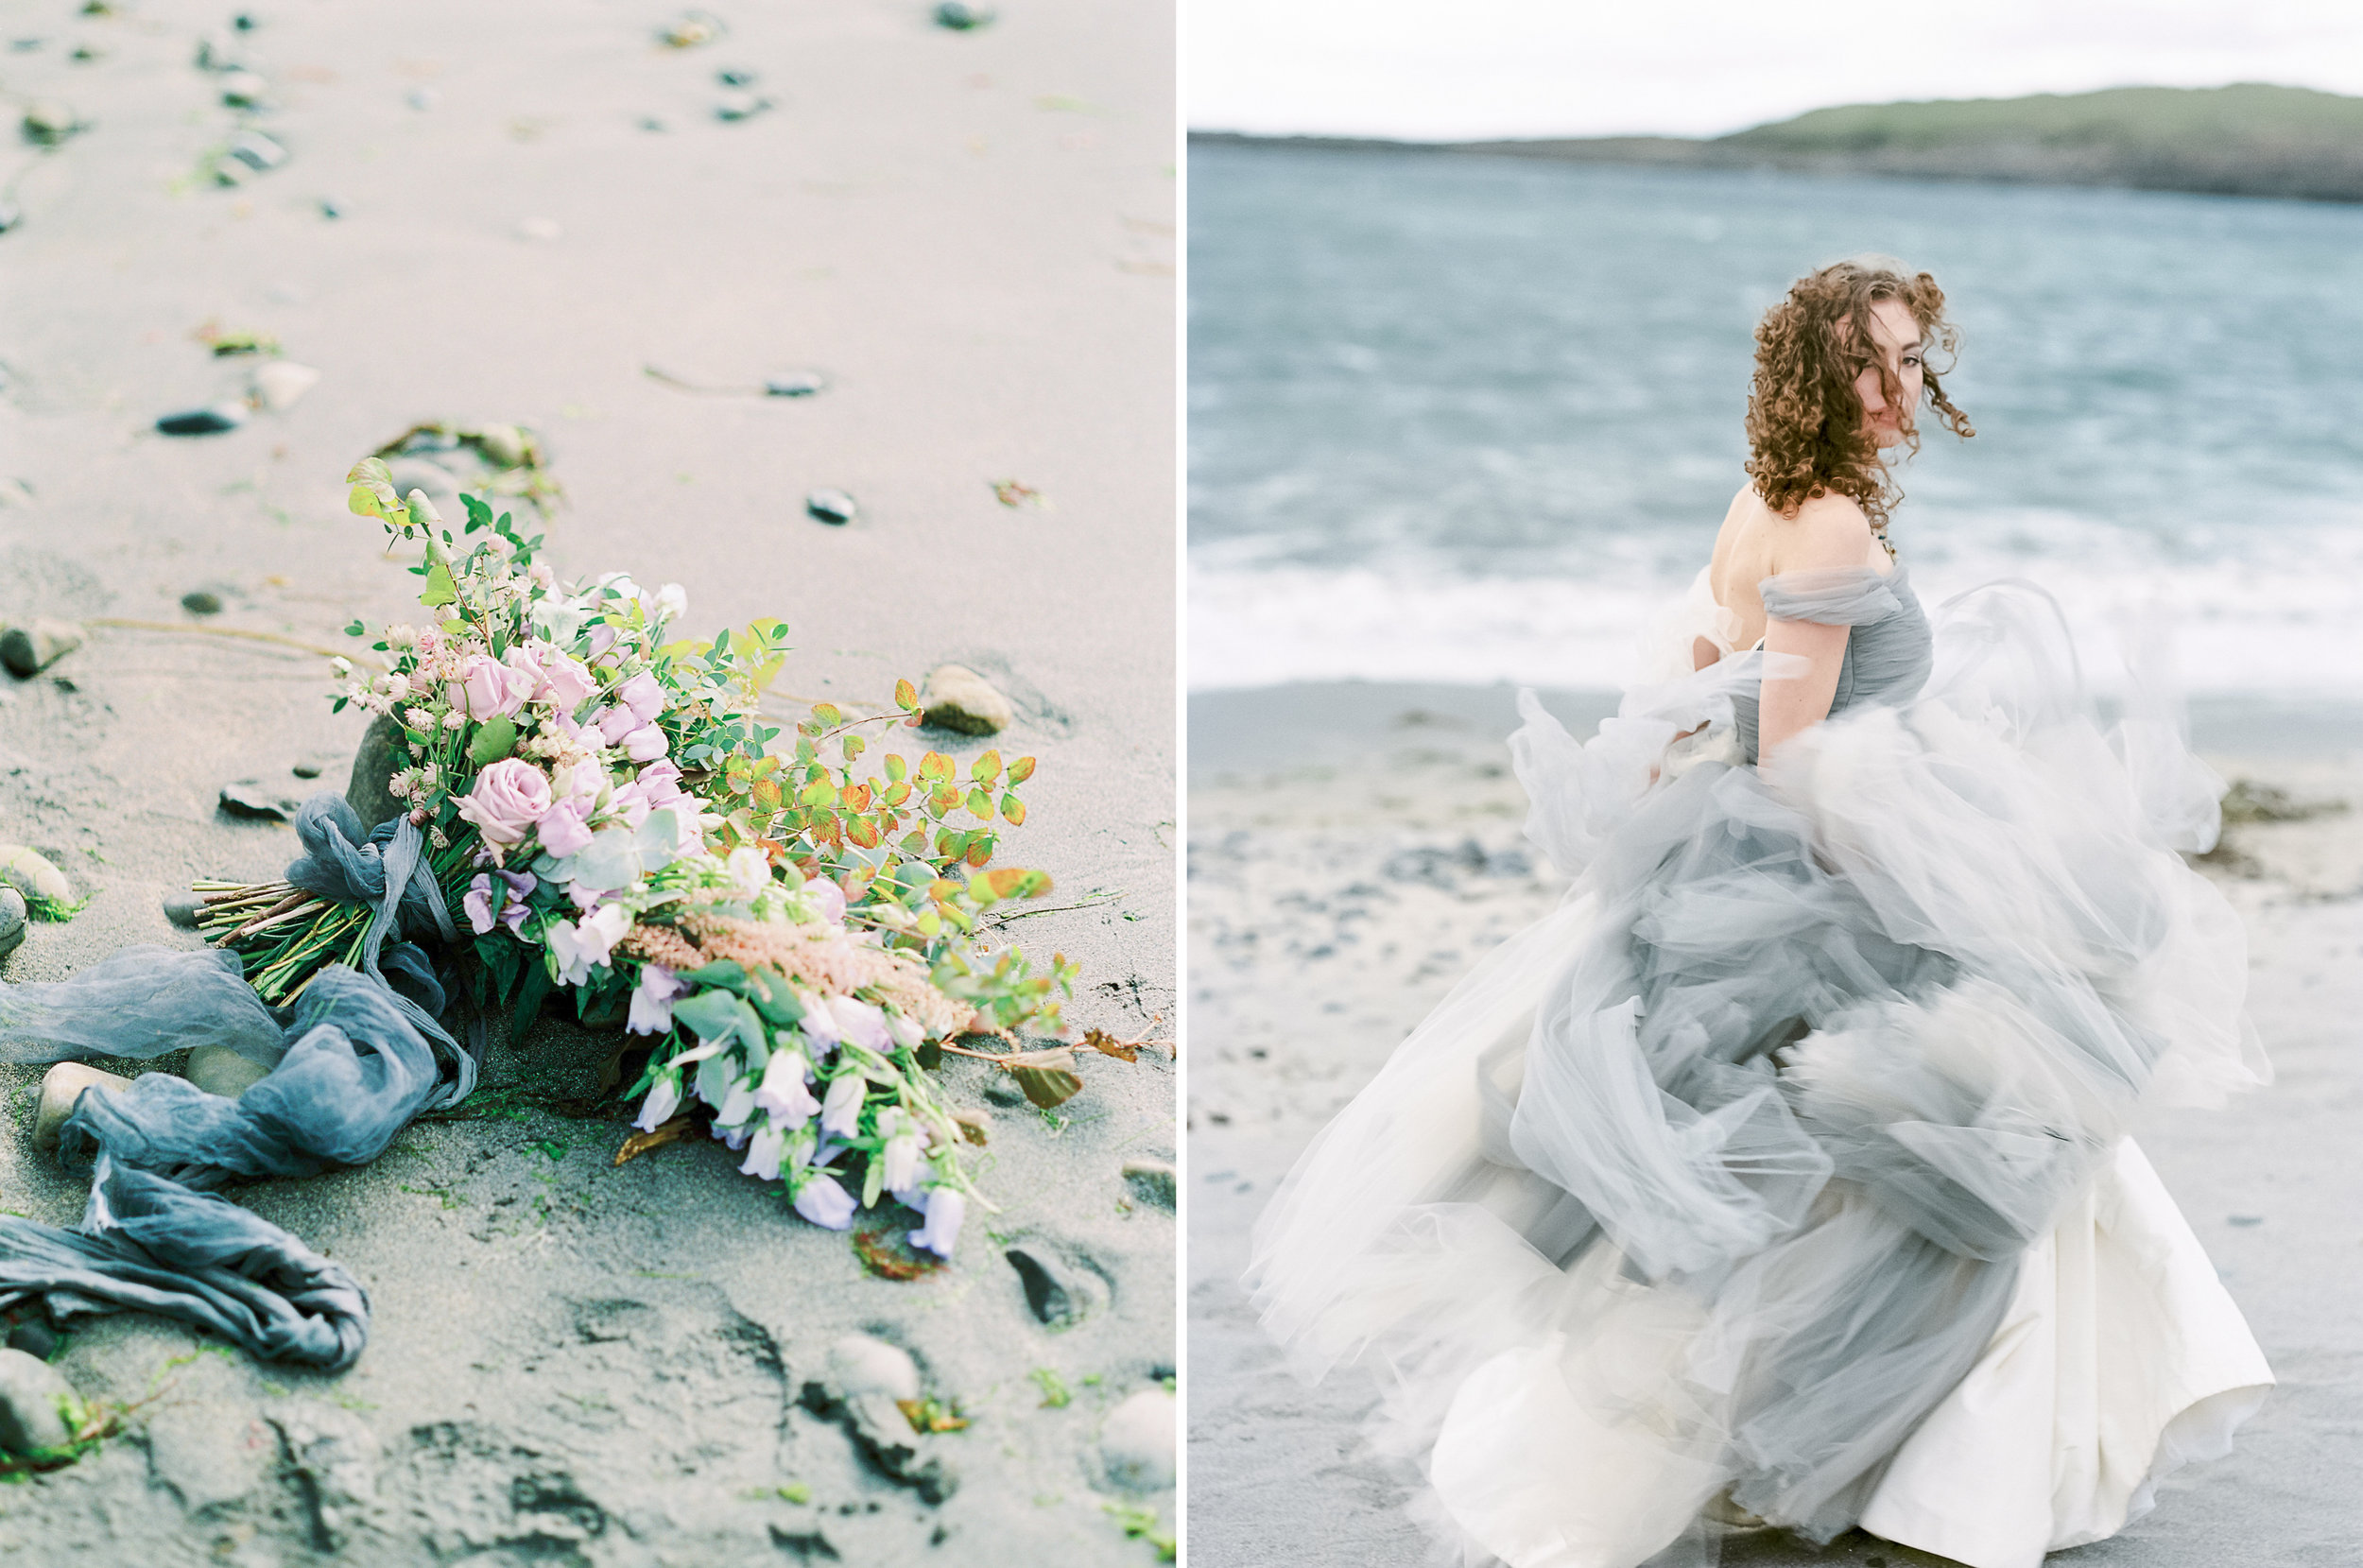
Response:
[1245, 584, 2271, 1568]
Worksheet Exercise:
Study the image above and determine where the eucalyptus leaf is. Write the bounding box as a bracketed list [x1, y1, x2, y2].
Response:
[670, 989, 743, 1042]
[466, 715, 518, 766]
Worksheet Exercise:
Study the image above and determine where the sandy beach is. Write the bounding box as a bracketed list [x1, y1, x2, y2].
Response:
[0, 1, 1174, 1562]
[1186, 681, 2363, 1568]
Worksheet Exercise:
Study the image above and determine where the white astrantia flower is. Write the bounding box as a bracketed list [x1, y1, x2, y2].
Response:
[819, 1071, 864, 1140]
[908, 1186, 966, 1258]
[633, 1073, 681, 1132]
[725, 844, 770, 901]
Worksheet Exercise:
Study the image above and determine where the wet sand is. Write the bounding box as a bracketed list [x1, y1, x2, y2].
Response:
[0, 1, 1174, 1561]
[1186, 681, 2363, 1568]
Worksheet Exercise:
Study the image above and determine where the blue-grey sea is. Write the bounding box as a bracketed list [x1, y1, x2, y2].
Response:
[1188, 141, 2363, 696]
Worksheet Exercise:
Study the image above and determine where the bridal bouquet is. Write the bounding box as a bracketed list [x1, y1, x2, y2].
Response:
[196, 460, 1080, 1259]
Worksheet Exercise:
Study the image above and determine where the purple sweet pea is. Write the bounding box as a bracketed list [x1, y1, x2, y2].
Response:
[908, 1186, 966, 1258]
[628, 963, 685, 1036]
[461, 870, 535, 936]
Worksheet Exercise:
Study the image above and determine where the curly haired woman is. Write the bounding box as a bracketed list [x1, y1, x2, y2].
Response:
[1247, 258, 2272, 1568]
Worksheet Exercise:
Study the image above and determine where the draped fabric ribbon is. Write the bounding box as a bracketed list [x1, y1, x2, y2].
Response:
[0, 795, 478, 1371]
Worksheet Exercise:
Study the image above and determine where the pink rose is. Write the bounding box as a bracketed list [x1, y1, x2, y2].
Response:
[594, 705, 639, 745]
[616, 671, 664, 724]
[584, 623, 619, 663]
[622, 724, 669, 763]
[540, 648, 596, 711]
[454, 758, 552, 845]
[502, 644, 546, 703]
[634, 760, 685, 806]
[450, 653, 526, 721]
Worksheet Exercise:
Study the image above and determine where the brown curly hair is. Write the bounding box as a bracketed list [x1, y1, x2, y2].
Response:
[1744, 257, 1974, 526]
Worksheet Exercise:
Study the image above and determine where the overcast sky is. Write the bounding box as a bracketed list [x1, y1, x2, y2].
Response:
[1189, 0, 2363, 141]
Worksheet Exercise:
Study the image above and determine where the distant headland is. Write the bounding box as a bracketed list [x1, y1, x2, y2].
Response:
[1192, 83, 2363, 204]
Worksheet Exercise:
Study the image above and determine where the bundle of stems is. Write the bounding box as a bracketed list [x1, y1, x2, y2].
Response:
[192, 839, 474, 1006]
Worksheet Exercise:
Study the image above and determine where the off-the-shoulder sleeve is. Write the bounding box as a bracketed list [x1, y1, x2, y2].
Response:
[1758, 565, 1905, 627]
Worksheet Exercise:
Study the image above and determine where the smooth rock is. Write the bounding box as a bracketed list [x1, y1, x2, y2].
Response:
[715, 90, 770, 122]
[251, 359, 319, 411]
[661, 10, 723, 47]
[0, 199, 23, 234]
[934, 2, 996, 29]
[267, 1403, 380, 1547]
[186, 1044, 271, 1100]
[318, 197, 342, 219]
[346, 711, 407, 830]
[156, 403, 247, 436]
[919, 663, 1014, 735]
[1121, 1158, 1176, 1213]
[384, 457, 459, 504]
[21, 100, 80, 145]
[219, 779, 303, 820]
[764, 370, 827, 397]
[292, 761, 322, 779]
[1004, 1246, 1109, 1329]
[218, 70, 268, 107]
[5, 1321, 59, 1363]
[826, 1334, 920, 1402]
[181, 590, 223, 615]
[0, 1348, 75, 1456]
[164, 888, 205, 928]
[1099, 1388, 1177, 1490]
[33, 1063, 129, 1153]
[0, 846, 73, 903]
[0, 887, 24, 960]
[716, 67, 757, 87]
[0, 618, 81, 676]
[224, 129, 285, 171]
[473, 422, 529, 469]
[804, 487, 859, 526]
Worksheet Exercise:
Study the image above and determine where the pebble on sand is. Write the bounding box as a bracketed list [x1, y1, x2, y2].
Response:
[163, 888, 205, 929]
[33, 1062, 129, 1153]
[0, 1348, 75, 1456]
[805, 487, 859, 526]
[934, 3, 997, 30]
[223, 129, 286, 173]
[21, 101, 82, 146]
[219, 779, 303, 820]
[181, 590, 223, 615]
[0, 199, 24, 234]
[186, 1043, 271, 1100]
[1098, 1387, 1177, 1491]
[0, 619, 82, 677]
[826, 1334, 922, 1402]
[0, 887, 25, 960]
[347, 713, 408, 829]
[156, 403, 248, 436]
[252, 359, 319, 412]
[1121, 1158, 1176, 1212]
[919, 663, 1014, 734]
[764, 370, 827, 397]
[715, 90, 770, 122]
[218, 71, 269, 108]
[4, 1322, 59, 1363]
[661, 11, 724, 48]
[0, 846, 73, 904]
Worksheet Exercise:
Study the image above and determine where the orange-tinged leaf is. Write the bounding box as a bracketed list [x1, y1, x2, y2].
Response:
[884, 780, 912, 806]
[885, 754, 909, 784]
[840, 782, 871, 810]
[613, 1113, 698, 1166]
[965, 786, 992, 818]
[919, 750, 954, 782]
[1007, 755, 1037, 784]
[848, 816, 882, 850]
[964, 836, 993, 869]
[894, 678, 919, 712]
[928, 878, 963, 904]
[1000, 793, 1026, 826]
[969, 750, 1001, 785]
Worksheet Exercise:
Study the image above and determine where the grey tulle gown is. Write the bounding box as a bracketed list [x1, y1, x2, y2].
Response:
[1245, 564, 2272, 1568]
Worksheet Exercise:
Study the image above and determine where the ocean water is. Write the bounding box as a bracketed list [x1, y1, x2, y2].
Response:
[1188, 141, 2363, 696]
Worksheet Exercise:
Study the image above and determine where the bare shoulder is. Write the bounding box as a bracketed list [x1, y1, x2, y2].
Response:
[1772, 491, 1875, 573]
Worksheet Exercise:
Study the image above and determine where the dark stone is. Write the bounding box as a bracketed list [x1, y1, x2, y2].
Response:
[4, 1321, 58, 1362]
[764, 370, 827, 397]
[157, 404, 247, 437]
[224, 129, 285, 171]
[715, 90, 769, 122]
[805, 488, 858, 526]
[1005, 1248, 1078, 1327]
[716, 68, 756, 87]
[1121, 1158, 1176, 1212]
[345, 712, 407, 831]
[219, 780, 302, 821]
[292, 761, 321, 779]
[0, 887, 25, 960]
[181, 590, 223, 615]
[934, 3, 995, 29]
[163, 890, 204, 929]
